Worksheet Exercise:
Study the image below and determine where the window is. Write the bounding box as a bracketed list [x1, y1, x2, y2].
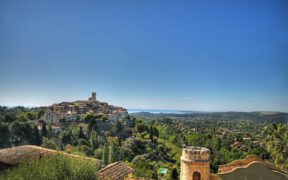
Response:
[193, 171, 201, 180]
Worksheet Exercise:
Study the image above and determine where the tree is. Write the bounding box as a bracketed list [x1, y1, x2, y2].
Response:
[109, 142, 118, 164]
[48, 123, 53, 138]
[18, 114, 28, 122]
[130, 117, 136, 128]
[152, 171, 158, 180]
[101, 116, 108, 122]
[77, 144, 92, 156]
[131, 155, 155, 178]
[102, 144, 109, 165]
[78, 138, 90, 146]
[79, 126, 86, 140]
[26, 112, 36, 120]
[263, 124, 288, 170]
[115, 120, 123, 136]
[0, 123, 10, 148]
[61, 130, 73, 145]
[41, 123, 48, 137]
[94, 149, 103, 159]
[83, 113, 97, 123]
[37, 109, 45, 119]
[9, 121, 34, 146]
[32, 126, 42, 145]
[89, 130, 99, 150]
[149, 125, 154, 140]
[5, 113, 16, 122]
[88, 119, 97, 134]
[136, 124, 147, 133]
[171, 168, 178, 180]
[153, 127, 159, 139]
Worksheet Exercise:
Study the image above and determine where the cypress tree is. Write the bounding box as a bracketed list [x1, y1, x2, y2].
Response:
[108, 142, 118, 164]
[89, 129, 98, 150]
[171, 168, 178, 180]
[41, 123, 48, 137]
[154, 127, 159, 139]
[79, 126, 86, 140]
[115, 120, 122, 137]
[48, 123, 53, 138]
[102, 144, 109, 165]
[32, 126, 42, 145]
[149, 125, 154, 140]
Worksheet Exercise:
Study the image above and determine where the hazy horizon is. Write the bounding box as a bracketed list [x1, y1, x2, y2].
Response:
[1, 102, 288, 113]
[1, 0, 288, 112]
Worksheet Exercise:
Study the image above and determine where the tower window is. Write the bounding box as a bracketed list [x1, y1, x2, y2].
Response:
[193, 171, 201, 180]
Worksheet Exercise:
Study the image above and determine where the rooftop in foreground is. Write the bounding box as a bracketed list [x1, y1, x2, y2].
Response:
[98, 161, 133, 180]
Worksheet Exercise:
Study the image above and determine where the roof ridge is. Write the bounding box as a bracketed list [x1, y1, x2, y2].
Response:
[218, 155, 286, 175]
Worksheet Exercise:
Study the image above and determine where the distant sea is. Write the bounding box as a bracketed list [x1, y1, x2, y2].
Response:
[128, 109, 190, 114]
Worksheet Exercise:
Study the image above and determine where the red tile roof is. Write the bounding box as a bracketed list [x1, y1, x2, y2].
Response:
[98, 161, 133, 180]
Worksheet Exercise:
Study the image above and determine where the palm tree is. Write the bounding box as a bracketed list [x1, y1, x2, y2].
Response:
[263, 124, 288, 171]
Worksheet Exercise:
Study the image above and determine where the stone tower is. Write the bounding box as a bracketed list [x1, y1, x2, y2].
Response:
[89, 92, 97, 103]
[180, 146, 211, 180]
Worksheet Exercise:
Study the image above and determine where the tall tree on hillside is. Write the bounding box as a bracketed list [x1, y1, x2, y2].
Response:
[88, 119, 97, 135]
[89, 129, 99, 150]
[48, 123, 53, 138]
[9, 121, 34, 146]
[264, 124, 288, 170]
[149, 125, 154, 140]
[102, 144, 109, 165]
[108, 142, 117, 164]
[61, 130, 73, 145]
[37, 109, 45, 119]
[115, 120, 123, 138]
[153, 127, 159, 139]
[5, 113, 16, 122]
[83, 113, 97, 123]
[152, 171, 158, 180]
[41, 123, 48, 137]
[171, 168, 178, 180]
[0, 123, 10, 148]
[32, 126, 42, 145]
[79, 126, 86, 140]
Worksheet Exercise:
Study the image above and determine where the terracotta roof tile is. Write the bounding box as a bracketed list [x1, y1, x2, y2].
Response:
[98, 161, 133, 180]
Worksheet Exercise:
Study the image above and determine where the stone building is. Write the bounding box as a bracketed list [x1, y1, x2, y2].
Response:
[180, 146, 211, 180]
[89, 92, 96, 103]
[180, 146, 288, 180]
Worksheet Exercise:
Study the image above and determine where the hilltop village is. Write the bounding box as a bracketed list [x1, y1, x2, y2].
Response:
[41, 92, 128, 124]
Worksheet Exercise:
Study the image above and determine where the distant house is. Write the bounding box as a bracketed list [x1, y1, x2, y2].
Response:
[108, 114, 118, 122]
[41, 110, 61, 124]
[243, 137, 252, 141]
[52, 126, 62, 134]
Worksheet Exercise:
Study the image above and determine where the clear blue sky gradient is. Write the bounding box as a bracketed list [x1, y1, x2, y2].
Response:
[0, 0, 288, 112]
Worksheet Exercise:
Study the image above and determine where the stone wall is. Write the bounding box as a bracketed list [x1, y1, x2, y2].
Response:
[180, 146, 211, 180]
[181, 160, 210, 180]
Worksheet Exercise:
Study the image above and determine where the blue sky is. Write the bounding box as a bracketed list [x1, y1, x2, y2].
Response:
[0, 0, 288, 112]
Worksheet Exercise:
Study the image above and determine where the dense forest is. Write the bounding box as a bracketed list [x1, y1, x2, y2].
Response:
[0, 106, 287, 179]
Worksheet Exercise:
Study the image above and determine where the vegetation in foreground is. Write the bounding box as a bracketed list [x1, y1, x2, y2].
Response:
[0, 154, 100, 180]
